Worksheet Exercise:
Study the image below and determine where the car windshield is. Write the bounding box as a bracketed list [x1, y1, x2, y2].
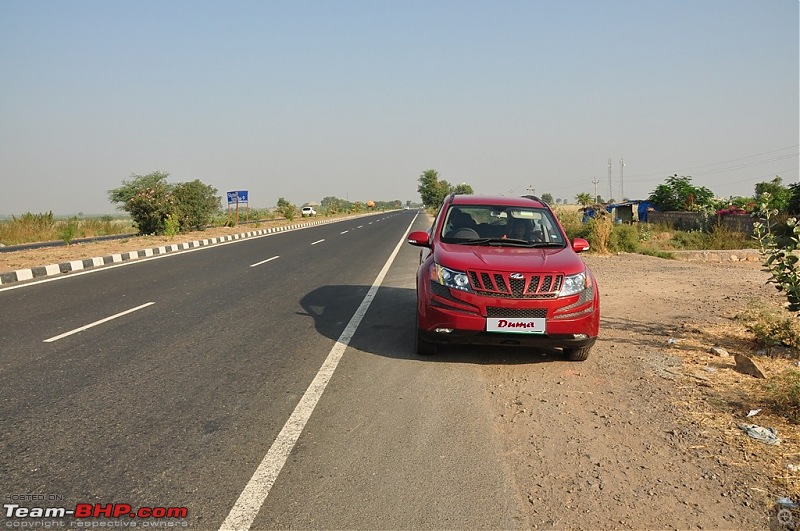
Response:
[440, 205, 565, 247]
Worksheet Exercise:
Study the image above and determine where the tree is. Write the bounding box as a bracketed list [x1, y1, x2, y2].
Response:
[541, 193, 554, 204]
[648, 175, 714, 212]
[453, 183, 474, 195]
[575, 193, 593, 206]
[276, 197, 296, 221]
[173, 180, 220, 231]
[755, 176, 790, 213]
[109, 171, 223, 235]
[417, 169, 462, 208]
[109, 171, 171, 205]
[417, 169, 441, 208]
[109, 171, 174, 234]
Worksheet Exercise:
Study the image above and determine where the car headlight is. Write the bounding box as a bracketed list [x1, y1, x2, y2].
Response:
[431, 263, 472, 292]
[559, 270, 588, 297]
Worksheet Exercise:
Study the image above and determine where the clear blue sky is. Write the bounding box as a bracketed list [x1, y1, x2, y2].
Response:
[1, 0, 797, 214]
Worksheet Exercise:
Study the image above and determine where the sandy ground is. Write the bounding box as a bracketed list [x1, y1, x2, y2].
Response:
[3, 226, 800, 528]
[480, 254, 800, 529]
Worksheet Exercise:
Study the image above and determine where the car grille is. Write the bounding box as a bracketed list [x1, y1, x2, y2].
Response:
[486, 307, 547, 318]
[468, 270, 563, 299]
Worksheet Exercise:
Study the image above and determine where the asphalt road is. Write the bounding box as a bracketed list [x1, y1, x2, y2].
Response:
[1, 210, 529, 530]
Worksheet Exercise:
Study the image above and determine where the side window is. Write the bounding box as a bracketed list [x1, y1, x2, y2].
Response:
[542, 214, 562, 242]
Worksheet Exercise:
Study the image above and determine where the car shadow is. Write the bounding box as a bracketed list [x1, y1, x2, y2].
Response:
[298, 284, 564, 365]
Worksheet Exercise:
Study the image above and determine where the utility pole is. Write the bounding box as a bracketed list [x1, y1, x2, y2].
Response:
[592, 177, 600, 203]
[607, 158, 613, 201]
[527, 185, 536, 196]
[619, 157, 625, 199]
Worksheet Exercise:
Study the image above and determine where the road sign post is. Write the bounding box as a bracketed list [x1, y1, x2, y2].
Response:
[227, 191, 249, 225]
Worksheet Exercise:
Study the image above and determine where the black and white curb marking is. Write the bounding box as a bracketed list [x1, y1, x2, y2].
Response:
[0, 218, 341, 286]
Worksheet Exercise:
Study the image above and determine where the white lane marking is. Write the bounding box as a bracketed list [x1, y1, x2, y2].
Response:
[356, 225, 363, 229]
[220, 212, 419, 531]
[0, 217, 362, 292]
[340, 230, 349, 234]
[43, 302, 156, 343]
[250, 256, 279, 268]
[310, 239, 325, 245]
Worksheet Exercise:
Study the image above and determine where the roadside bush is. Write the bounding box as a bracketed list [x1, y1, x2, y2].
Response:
[109, 171, 221, 236]
[764, 369, 800, 423]
[553, 205, 584, 239]
[739, 305, 800, 353]
[173, 180, 220, 231]
[59, 217, 79, 245]
[109, 172, 174, 234]
[587, 213, 613, 254]
[164, 213, 180, 238]
[277, 198, 296, 221]
[609, 224, 639, 253]
[670, 230, 707, 250]
[753, 192, 800, 312]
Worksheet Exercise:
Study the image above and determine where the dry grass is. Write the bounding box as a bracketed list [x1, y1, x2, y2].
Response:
[0, 214, 135, 245]
[668, 316, 800, 501]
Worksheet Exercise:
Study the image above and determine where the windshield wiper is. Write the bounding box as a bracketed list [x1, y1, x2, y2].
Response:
[529, 242, 565, 248]
[456, 238, 530, 247]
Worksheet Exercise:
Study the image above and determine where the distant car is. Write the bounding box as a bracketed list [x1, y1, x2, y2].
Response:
[301, 206, 316, 217]
[407, 194, 599, 360]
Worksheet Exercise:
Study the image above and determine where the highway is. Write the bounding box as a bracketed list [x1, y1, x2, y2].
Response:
[1, 210, 528, 529]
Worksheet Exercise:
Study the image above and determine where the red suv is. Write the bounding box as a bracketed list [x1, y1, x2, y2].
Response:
[407, 194, 599, 360]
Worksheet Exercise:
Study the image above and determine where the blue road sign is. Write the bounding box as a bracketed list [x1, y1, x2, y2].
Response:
[227, 190, 249, 204]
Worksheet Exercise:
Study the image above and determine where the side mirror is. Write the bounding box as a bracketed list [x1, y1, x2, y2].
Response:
[407, 231, 431, 247]
[572, 238, 590, 253]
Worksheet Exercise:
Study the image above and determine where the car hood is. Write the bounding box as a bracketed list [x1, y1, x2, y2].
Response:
[434, 242, 586, 275]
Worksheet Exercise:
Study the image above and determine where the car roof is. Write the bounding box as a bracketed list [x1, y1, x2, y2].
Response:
[447, 194, 547, 209]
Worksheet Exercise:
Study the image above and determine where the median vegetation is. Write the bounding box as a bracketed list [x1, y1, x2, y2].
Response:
[0, 211, 135, 246]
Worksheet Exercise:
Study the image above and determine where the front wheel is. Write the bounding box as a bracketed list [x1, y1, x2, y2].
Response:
[415, 320, 436, 355]
[563, 346, 592, 361]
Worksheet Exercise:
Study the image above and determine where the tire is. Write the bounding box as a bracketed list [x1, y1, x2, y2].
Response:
[415, 327, 436, 356]
[564, 346, 591, 361]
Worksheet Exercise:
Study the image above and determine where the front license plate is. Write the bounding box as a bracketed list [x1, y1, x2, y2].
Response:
[486, 318, 546, 334]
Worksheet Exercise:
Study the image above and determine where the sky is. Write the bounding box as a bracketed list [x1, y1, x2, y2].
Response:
[0, 0, 797, 215]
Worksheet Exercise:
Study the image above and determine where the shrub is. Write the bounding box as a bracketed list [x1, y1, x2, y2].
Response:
[276, 198, 296, 221]
[587, 213, 613, 254]
[164, 213, 180, 238]
[59, 217, 78, 245]
[670, 230, 707, 250]
[109, 172, 174, 235]
[609, 224, 639, 253]
[753, 193, 800, 312]
[764, 369, 800, 423]
[109, 171, 221, 235]
[173, 180, 220, 231]
[740, 305, 800, 352]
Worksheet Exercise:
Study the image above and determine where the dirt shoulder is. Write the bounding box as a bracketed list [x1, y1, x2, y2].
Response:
[482, 253, 799, 529]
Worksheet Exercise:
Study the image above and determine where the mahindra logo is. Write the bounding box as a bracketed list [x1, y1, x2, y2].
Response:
[509, 273, 524, 280]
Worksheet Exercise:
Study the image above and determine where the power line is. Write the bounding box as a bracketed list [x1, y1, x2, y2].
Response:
[542, 145, 799, 193]
[625, 145, 799, 181]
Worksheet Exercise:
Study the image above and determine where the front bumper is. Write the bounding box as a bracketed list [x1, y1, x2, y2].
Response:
[418, 280, 600, 349]
[418, 328, 596, 349]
